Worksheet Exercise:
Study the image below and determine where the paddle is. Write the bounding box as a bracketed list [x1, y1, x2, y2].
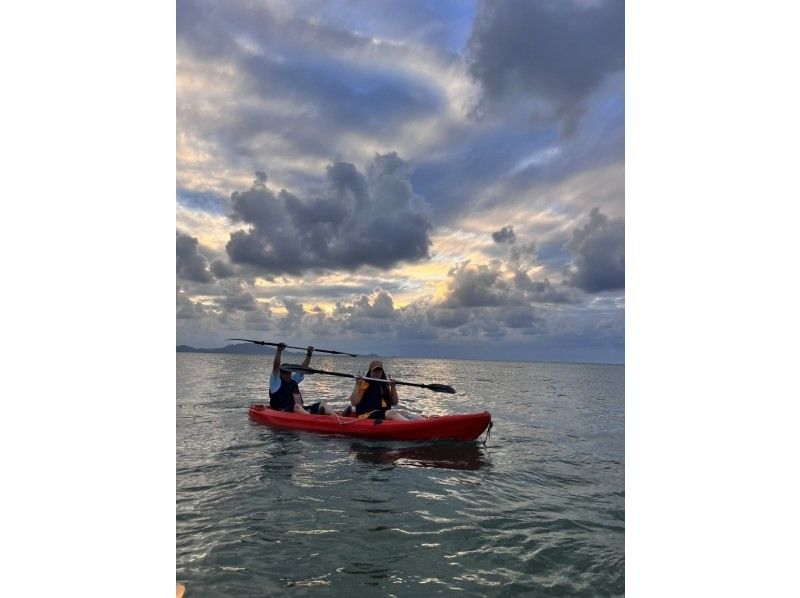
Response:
[226, 338, 358, 357]
[281, 363, 456, 394]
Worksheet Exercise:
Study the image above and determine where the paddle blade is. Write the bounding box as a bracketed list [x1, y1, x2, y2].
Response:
[226, 337, 266, 345]
[426, 383, 456, 394]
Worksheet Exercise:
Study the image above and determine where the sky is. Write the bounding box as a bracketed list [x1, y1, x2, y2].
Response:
[176, 0, 625, 363]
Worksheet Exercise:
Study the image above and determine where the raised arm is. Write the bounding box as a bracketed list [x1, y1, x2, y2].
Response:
[301, 345, 314, 367]
[271, 342, 287, 375]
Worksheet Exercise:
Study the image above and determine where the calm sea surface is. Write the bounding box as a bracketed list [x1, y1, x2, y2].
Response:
[177, 353, 624, 596]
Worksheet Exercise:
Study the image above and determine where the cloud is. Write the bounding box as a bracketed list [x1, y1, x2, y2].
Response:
[491, 225, 516, 244]
[225, 154, 433, 275]
[243, 308, 271, 331]
[513, 271, 582, 304]
[334, 288, 398, 319]
[176, 231, 213, 283]
[239, 52, 443, 137]
[215, 289, 261, 312]
[426, 306, 472, 329]
[441, 260, 525, 308]
[175, 1, 625, 362]
[176, 277, 620, 361]
[177, 0, 452, 195]
[499, 305, 537, 328]
[177, 230, 239, 285]
[564, 208, 624, 292]
[209, 259, 236, 279]
[276, 298, 307, 330]
[467, 0, 624, 134]
[509, 241, 537, 263]
[176, 288, 209, 320]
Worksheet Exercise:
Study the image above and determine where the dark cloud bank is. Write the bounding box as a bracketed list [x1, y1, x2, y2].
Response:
[176, 231, 237, 284]
[177, 207, 623, 348]
[176, 232, 213, 283]
[226, 153, 433, 276]
[564, 208, 624, 292]
[467, 0, 624, 134]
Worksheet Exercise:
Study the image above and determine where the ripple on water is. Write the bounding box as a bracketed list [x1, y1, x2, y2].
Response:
[177, 354, 624, 596]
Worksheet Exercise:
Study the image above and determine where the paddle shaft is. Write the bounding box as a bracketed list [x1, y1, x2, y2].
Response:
[226, 338, 357, 357]
[282, 364, 456, 393]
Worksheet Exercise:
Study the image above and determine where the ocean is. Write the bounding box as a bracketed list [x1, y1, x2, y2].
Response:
[177, 353, 624, 596]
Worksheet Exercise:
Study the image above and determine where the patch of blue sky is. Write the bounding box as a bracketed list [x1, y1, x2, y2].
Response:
[176, 189, 228, 215]
[505, 91, 625, 190]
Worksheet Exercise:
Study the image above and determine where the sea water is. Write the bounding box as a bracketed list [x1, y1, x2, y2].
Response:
[177, 353, 624, 596]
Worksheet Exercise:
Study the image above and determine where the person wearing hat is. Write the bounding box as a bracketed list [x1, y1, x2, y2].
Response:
[269, 342, 336, 416]
[348, 360, 410, 421]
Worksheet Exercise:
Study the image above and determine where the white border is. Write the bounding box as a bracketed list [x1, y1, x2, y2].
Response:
[2, 1, 174, 594]
[628, 1, 799, 595]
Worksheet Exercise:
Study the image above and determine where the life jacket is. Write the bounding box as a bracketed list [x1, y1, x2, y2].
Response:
[269, 378, 300, 412]
[355, 380, 392, 416]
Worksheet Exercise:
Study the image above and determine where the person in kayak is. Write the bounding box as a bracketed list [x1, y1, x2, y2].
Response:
[348, 360, 411, 421]
[269, 343, 337, 417]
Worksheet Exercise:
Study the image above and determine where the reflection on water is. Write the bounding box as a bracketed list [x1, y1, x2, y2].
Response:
[350, 441, 491, 471]
[178, 353, 624, 596]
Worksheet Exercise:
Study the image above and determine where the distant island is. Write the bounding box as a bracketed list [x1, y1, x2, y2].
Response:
[177, 343, 380, 357]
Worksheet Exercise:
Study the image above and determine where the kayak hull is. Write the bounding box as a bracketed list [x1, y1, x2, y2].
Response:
[248, 404, 492, 441]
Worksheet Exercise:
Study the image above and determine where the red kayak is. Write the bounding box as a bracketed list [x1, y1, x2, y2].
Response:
[248, 404, 492, 441]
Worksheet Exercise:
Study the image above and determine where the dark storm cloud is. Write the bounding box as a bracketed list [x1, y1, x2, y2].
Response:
[427, 307, 472, 329]
[467, 0, 624, 134]
[492, 225, 516, 244]
[176, 231, 213, 283]
[334, 289, 398, 319]
[327, 286, 542, 338]
[226, 154, 433, 276]
[513, 271, 581, 304]
[564, 208, 624, 292]
[215, 290, 261, 312]
[441, 261, 525, 308]
[439, 256, 581, 314]
[177, 230, 238, 283]
[420, 251, 584, 334]
[209, 259, 236, 279]
[176, 290, 208, 320]
[499, 305, 537, 328]
[458, 318, 508, 340]
[529, 279, 580, 304]
[252, 281, 397, 300]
